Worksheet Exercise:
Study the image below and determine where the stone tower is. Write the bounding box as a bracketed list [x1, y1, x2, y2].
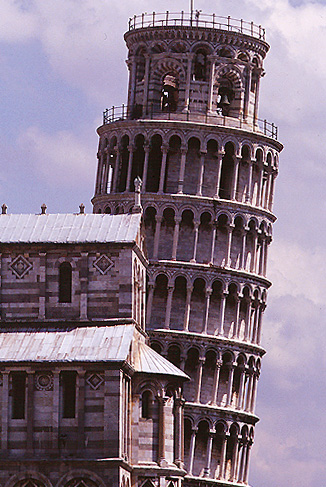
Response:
[92, 11, 282, 486]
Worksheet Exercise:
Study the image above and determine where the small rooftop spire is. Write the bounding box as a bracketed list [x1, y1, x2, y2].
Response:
[79, 203, 85, 214]
[1, 204, 7, 215]
[41, 203, 47, 215]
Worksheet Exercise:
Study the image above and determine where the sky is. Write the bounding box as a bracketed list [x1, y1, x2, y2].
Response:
[0, 0, 326, 485]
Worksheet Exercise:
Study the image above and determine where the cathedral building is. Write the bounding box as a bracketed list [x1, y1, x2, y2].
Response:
[0, 11, 282, 487]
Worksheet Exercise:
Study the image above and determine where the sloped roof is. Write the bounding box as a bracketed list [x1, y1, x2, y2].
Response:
[0, 213, 141, 244]
[135, 341, 188, 378]
[0, 325, 188, 379]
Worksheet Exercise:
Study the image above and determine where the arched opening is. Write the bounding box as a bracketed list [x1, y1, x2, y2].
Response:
[193, 420, 209, 476]
[200, 350, 217, 404]
[189, 278, 206, 333]
[230, 216, 244, 269]
[184, 348, 199, 402]
[197, 212, 212, 264]
[216, 78, 234, 116]
[165, 135, 181, 194]
[251, 148, 263, 205]
[217, 352, 233, 406]
[158, 207, 175, 259]
[161, 73, 178, 112]
[184, 418, 193, 472]
[150, 274, 168, 329]
[239, 287, 250, 340]
[225, 423, 239, 481]
[224, 283, 238, 338]
[213, 214, 228, 266]
[130, 134, 145, 191]
[202, 139, 218, 197]
[219, 142, 235, 200]
[167, 344, 181, 368]
[207, 280, 222, 336]
[146, 134, 162, 193]
[212, 422, 226, 478]
[193, 49, 207, 81]
[236, 145, 250, 202]
[170, 276, 187, 331]
[59, 262, 72, 303]
[141, 390, 153, 419]
[150, 341, 162, 354]
[232, 355, 246, 408]
[117, 135, 129, 192]
[177, 210, 194, 261]
[144, 207, 156, 259]
[184, 137, 201, 195]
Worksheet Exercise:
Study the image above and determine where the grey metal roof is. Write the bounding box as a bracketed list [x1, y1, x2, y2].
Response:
[135, 341, 189, 379]
[0, 325, 188, 379]
[0, 213, 141, 244]
[0, 325, 135, 362]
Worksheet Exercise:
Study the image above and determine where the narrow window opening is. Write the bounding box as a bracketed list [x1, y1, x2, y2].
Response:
[161, 74, 178, 112]
[141, 390, 152, 419]
[11, 372, 26, 419]
[61, 371, 76, 418]
[59, 262, 72, 303]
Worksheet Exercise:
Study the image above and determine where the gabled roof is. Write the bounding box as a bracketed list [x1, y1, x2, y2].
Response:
[0, 325, 188, 379]
[0, 213, 141, 244]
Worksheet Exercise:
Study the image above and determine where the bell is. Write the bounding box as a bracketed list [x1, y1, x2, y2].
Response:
[219, 93, 230, 108]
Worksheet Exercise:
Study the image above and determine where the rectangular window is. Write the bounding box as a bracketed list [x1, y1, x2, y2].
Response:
[11, 372, 26, 419]
[61, 371, 76, 418]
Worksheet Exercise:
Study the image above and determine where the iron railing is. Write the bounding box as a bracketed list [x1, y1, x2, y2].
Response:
[102, 105, 278, 140]
[128, 11, 266, 41]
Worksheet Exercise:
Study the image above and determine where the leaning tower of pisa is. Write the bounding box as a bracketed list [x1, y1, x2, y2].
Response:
[92, 11, 282, 486]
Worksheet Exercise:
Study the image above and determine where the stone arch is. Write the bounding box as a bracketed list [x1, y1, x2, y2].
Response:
[158, 207, 175, 259]
[55, 471, 106, 487]
[6, 473, 53, 487]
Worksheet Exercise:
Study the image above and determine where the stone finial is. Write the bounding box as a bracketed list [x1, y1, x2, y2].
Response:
[1, 204, 7, 215]
[132, 177, 142, 214]
[79, 203, 85, 214]
[41, 203, 47, 215]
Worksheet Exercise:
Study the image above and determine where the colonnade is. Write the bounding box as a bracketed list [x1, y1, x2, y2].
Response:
[145, 206, 271, 276]
[148, 274, 266, 344]
[95, 135, 277, 212]
[184, 420, 254, 483]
